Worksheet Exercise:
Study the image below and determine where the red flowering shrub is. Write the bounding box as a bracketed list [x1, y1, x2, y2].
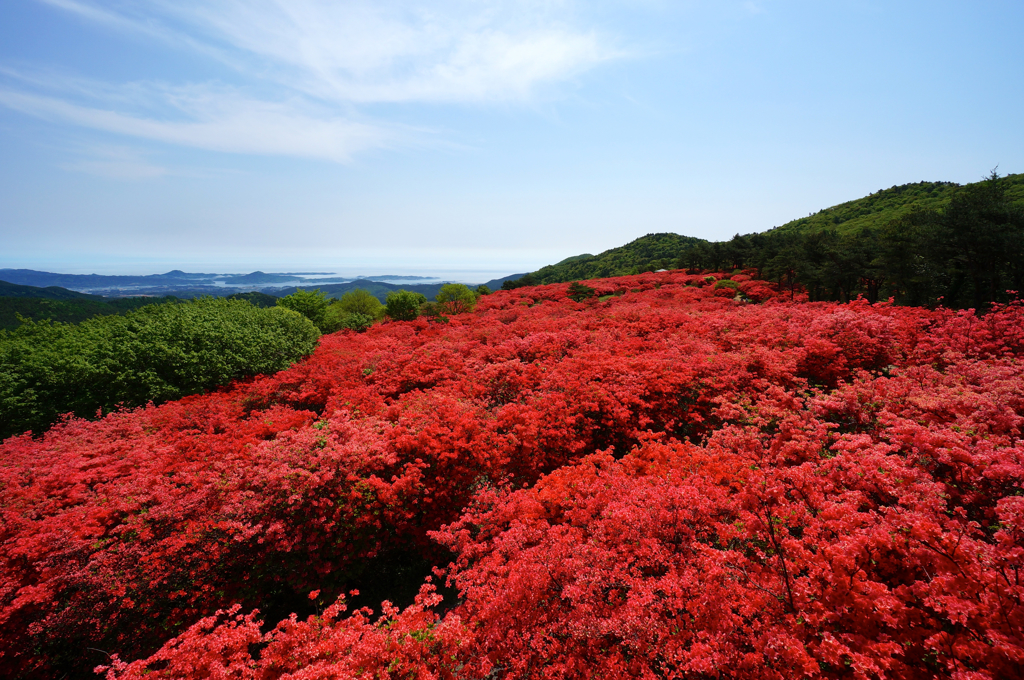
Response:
[437, 388, 1024, 678]
[738, 279, 778, 302]
[100, 585, 467, 680]
[2, 271, 1022, 679]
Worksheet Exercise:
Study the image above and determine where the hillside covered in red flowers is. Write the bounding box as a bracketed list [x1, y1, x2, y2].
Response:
[2, 271, 1023, 679]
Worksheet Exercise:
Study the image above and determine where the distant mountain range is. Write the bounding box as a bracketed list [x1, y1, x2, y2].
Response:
[0, 268, 526, 308]
[0, 269, 220, 289]
[0, 268, 518, 299]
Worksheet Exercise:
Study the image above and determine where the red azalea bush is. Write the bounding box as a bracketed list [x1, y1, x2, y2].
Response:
[1, 270, 1022, 679]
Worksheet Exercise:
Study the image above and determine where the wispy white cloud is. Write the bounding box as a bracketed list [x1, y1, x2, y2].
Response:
[37, 0, 163, 35]
[4, 0, 620, 164]
[0, 85, 393, 162]
[35, 0, 239, 66]
[151, 0, 619, 103]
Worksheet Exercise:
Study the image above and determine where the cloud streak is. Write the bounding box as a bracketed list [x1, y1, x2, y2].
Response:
[35, 0, 239, 66]
[155, 0, 618, 103]
[4, 0, 620, 163]
[0, 86, 392, 162]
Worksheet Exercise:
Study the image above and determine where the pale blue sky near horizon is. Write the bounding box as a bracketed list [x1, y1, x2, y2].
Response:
[1, 0, 1022, 277]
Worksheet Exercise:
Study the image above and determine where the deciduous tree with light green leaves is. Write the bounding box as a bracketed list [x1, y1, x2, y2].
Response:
[337, 289, 385, 318]
[384, 290, 428, 321]
[436, 283, 477, 315]
[277, 288, 330, 331]
[323, 289, 385, 332]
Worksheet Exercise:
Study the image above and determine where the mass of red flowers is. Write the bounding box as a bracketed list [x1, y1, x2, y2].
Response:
[2, 271, 1022, 679]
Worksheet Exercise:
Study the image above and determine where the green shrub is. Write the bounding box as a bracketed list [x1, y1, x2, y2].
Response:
[567, 282, 596, 302]
[0, 298, 320, 439]
[336, 289, 384, 318]
[324, 290, 384, 333]
[714, 279, 739, 290]
[277, 288, 330, 331]
[337, 312, 376, 332]
[418, 301, 450, 323]
[435, 284, 477, 315]
[385, 290, 428, 321]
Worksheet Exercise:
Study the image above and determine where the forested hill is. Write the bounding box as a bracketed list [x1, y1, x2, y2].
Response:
[513, 233, 706, 286]
[506, 172, 1024, 309]
[0, 280, 105, 300]
[0, 281, 184, 330]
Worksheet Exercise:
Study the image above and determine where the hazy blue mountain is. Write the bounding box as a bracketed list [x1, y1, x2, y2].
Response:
[355, 275, 436, 281]
[219, 271, 302, 284]
[481, 273, 529, 290]
[0, 269, 218, 288]
[0, 280, 106, 300]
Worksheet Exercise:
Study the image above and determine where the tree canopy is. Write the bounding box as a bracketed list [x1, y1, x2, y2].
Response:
[322, 289, 385, 333]
[384, 290, 428, 321]
[435, 283, 477, 315]
[335, 289, 385, 318]
[276, 288, 330, 331]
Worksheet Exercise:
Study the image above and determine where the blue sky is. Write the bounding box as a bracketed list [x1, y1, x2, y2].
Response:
[1, 1, 1022, 278]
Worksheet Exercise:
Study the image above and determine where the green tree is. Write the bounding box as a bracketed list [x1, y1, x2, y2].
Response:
[567, 282, 596, 302]
[502, 273, 536, 290]
[721, 234, 754, 270]
[934, 171, 1024, 308]
[337, 289, 385, 318]
[336, 312, 376, 332]
[323, 289, 385, 333]
[418, 301, 449, 323]
[676, 242, 709, 273]
[435, 283, 477, 315]
[475, 284, 492, 296]
[226, 291, 278, 308]
[875, 209, 941, 305]
[385, 290, 427, 321]
[276, 288, 330, 331]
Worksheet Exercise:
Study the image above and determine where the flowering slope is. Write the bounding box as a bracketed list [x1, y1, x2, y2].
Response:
[1, 271, 1022, 679]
